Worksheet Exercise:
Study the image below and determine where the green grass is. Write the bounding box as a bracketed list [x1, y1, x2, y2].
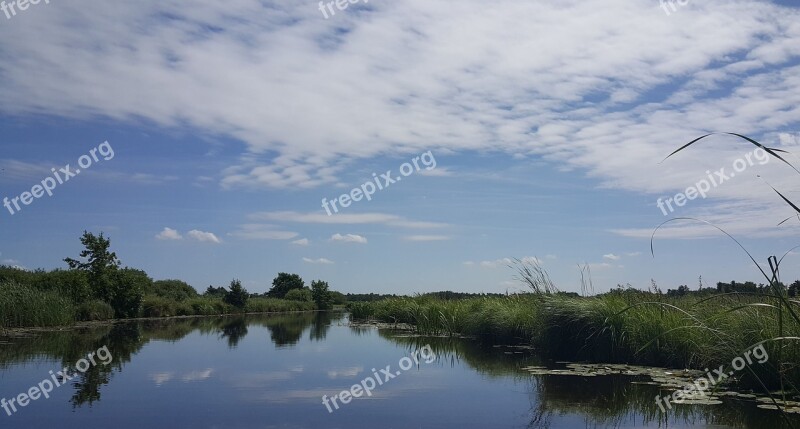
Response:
[348, 292, 800, 390]
[0, 281, 75, 328]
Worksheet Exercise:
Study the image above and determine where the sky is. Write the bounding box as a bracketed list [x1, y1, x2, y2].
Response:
[1, 0, 800, 295]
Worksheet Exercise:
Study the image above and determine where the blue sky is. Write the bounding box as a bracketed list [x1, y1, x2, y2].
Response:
[1, 0, 800, 295]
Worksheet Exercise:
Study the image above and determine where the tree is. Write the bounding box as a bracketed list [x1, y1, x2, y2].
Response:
[268, 273, 304, 298]
[149, 280, 198, 301]
[204, 285, 227, 297]
[110, 268, 147, 318]
[285, 288, 313, 302]
[224, 279, 249, 309]
[790, 280, 800, 297]
[311, 280, 332, 310]
[64, 231, 120, 302]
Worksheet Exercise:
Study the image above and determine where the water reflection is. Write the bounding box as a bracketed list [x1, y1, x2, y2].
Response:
[0, 312, 797, 429]
[381, 333, 800, 429]
[0, 312, 345, 411]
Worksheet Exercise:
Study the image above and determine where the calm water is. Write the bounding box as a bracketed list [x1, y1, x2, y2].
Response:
[0, 312, 796, 428]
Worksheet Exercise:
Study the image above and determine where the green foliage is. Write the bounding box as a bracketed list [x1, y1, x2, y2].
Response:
[75, 300, 115, 321]
[311, 280, 332, 310]
[244, 297, 315, 313]
[224, 279, 249, 309]
[204, 285, 227, 297]
[330, 291, 347, 305]
[141, 296, 177, 318]
[285, 288, 313, 302]
[268, 272, 304, 298]
[109, 268, 147, 318]
[33, 269, 92, 303]
[0, 281, 74, 328]
[148, 279, 198, 302]
[64, 231, 120, 302]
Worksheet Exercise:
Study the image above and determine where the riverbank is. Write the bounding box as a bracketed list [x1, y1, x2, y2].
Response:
[347, 292, 800, 390]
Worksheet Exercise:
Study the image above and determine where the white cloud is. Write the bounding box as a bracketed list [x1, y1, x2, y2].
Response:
[625, 252, 642, 257]
[603, 253, 621, 261]
[182, 369, 214, 382]
[303, 257, 334, 265]
[228, 224, 298, 240]
[187, 230, 221, 244]
[251, 211, 447, 229]
[155, 227, 182, 240]
[327, 367, 364, 379]
[291, 238, 310, 246]
[2, 1, 800, 235]
[330, 233, 367, 244]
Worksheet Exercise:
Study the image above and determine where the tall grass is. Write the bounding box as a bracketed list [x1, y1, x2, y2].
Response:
[0, 281, 75, 328]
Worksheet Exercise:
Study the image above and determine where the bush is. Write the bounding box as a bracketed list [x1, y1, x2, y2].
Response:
[75, 300, 115, 321]
[110, 269, 147, 318]
[148, 279, 199, 302]
[141, 296, 177, 318]
[285, 288, 313, 302]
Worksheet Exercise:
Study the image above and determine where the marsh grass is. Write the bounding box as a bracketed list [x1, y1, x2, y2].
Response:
[0, 280, 75, 328]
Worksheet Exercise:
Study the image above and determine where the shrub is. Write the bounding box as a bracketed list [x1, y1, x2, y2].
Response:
[75, 300, 115, 321]
[141, 296, 177, 318]
[285, 288, 313, 302]
[149, 279, 199, 302]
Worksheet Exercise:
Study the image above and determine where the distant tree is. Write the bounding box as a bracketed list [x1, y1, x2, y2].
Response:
[224, 279, 249, 309]
[150, 279, 198, 301]
[110, 268, 147, 318]
[204, 286, 227, 297]
[790, 280, 800, 297]
[311, 280, 332, 310]
[285, 288, 313, 302]
[330, 291, 347, 305]
[268, 273, 304, 298]
[64, 231, 120, 302]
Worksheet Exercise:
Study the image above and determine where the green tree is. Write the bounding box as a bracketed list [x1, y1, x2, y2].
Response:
[64, 231, 120, 302]
[110, 268, 147, 318]
[204, 285, 227, 297]
[224, 279, 249, 309]
[149, 279, 198, 301]
[285, 288, 313, 302]
[268, 273, 304, 298]
[311, 280, 332, 310]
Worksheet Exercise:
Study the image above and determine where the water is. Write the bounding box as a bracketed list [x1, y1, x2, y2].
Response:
[0, 312, 796, 428]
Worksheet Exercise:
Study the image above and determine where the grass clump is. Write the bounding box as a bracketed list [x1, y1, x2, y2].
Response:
[0, 281, 75, 328]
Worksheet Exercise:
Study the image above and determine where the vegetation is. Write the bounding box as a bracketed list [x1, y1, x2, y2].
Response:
[311, 280, 332, 310]
[268, 273, 305, 298]
[0, 233, 342, 329]
[223, 279, 249, 309]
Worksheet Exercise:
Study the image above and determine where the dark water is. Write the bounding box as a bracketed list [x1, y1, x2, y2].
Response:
[0, 312, 796, 428]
